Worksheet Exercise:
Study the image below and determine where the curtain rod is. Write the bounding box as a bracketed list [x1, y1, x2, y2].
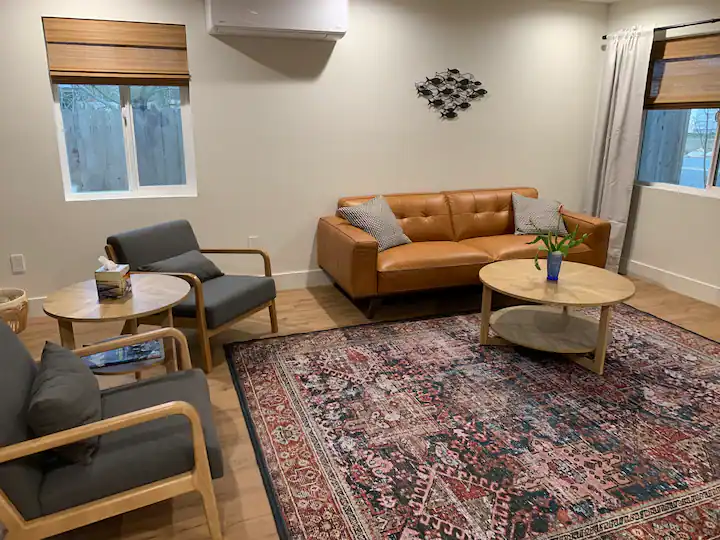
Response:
[602, 17, 720, 40]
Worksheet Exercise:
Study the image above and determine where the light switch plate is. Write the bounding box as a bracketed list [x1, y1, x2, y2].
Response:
[10, 254, 26, 274]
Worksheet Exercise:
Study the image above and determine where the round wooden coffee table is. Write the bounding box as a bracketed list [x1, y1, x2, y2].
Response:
[478, 260, 635, 375]
[43, 274, 190, 375]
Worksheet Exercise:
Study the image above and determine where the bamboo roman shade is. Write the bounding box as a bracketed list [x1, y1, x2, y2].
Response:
[42, 17, 189, 86]
[646, 33, 720, 108]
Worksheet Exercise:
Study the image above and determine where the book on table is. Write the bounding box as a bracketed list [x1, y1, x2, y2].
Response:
[81, 339, 165, 369]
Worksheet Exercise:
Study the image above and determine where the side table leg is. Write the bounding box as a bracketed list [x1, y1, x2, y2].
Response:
[479, 286, 493, 345]
[58, 320, 76, 349]
[120, 319, 142, 380]
[593, 305, 613, 376]
[160, 308, 178, 373]
[122, 318, 138, 335]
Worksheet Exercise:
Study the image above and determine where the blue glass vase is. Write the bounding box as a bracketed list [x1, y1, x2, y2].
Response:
[547, 251, 563, 281]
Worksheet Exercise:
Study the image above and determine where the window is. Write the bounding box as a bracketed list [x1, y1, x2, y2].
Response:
[638, 108, 719, 189]
[41, 17, 193, 201]
[636, 33, 720, 195]
[54, 84, 195, 200]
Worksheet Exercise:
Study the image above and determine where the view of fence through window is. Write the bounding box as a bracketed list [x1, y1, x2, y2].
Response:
[638, 108, 719, 189]
[59, 84, 127, 192]
[131, 86, 186, 187]
[58, 84, 186, 193]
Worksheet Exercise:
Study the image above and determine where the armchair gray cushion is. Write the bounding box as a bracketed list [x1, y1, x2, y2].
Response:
[39, 369, 223, 515]
[139, 250, 224, 282]
[174, 275, 276, 329]
[107, 220, 200, 270]
[0, 323, 43, 520]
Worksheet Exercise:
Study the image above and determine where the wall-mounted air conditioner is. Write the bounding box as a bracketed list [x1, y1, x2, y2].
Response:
[205, 0, 347, 41]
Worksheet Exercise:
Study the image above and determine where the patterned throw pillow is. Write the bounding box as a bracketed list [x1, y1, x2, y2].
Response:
[512, 193, 568, 236]
[338, 196, 412, 252]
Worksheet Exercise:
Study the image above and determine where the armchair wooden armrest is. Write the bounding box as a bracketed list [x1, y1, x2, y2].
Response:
[200, 248, 272, 277]
[0, 401, 222, 540]
[72, 327, 192, 372]
[0, 401, 204, 466]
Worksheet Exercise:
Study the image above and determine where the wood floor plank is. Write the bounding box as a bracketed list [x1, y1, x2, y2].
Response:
[15, 280, 718, 539]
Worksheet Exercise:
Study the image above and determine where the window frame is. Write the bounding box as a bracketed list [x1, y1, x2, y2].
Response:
[636, 108, 720, 199]
[51, 84, 197, 202]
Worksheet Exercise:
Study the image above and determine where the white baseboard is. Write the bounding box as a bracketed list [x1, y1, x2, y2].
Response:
[27, 269, 332, 319]
[273, 269, 332, 290]
[626, 260, 720, 307]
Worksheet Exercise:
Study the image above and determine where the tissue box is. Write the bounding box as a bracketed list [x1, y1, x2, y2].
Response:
[95, 265, 132, 300]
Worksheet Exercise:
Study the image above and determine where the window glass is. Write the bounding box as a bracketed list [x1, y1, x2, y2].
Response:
[130, 86, 186, 187]
[58, 84, 128, 192]
[638, 108, 719, 188]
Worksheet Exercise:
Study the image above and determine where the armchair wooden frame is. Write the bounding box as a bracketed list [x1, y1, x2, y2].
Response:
[105, 245, 279, 374]
[0, 328, 222, 540]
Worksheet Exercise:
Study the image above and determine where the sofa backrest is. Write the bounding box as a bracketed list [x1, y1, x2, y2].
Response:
[107, 220, 201, 270]
[444, 187, 538, 240]
[0, 322, 44, 520]
[338, 193, 454, 242]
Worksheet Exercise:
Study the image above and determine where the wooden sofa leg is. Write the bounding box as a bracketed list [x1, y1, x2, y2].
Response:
[365, 298, 382, 319]
[269, 300, 279, 333]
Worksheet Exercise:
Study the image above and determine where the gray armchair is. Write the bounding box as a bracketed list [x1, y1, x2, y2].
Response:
[0, 322, 224, 540]
[106, 220, 278, 373]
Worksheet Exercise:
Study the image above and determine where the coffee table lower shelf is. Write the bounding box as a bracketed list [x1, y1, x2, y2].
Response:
[482, 305, 612, 375]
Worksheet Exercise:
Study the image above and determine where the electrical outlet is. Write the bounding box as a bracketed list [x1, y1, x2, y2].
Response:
[10, 254, 26, 274]
[247, 235, 259, 249]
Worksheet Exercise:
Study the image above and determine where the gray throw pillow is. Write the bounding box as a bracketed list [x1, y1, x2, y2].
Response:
[337, 196, 411, 252]
[512, 193, 569, 236]
[28, 342, 101, 465]
[139, 250, 224, 282]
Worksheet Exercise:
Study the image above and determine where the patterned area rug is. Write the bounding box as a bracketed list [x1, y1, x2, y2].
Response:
[225, 305, 720, 540]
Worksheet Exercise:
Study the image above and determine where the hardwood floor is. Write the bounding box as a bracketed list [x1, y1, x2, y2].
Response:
[16, 280, 720, 539]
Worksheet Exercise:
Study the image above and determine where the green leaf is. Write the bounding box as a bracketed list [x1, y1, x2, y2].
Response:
[534, 251, 541, 270]
[540, 235, 552, 251]
[527, 236, 543, 245]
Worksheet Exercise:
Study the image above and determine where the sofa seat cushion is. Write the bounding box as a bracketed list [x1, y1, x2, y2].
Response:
[377, 242, 492, 294]
[39, 369, 223, 516]
[173, 275, 276, 329]
[461, 235, 593, 263]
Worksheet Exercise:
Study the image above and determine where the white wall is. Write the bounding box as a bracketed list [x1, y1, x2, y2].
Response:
[609, 0, 720, 306]
[0, 0, 608, 301]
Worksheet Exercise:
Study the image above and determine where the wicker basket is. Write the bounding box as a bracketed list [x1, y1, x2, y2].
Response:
[0, 288, 28, 334]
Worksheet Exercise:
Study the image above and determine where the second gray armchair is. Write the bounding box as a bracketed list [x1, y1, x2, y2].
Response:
[106, 220, 278, 373]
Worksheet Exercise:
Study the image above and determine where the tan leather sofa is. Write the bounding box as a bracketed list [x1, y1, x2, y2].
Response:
[317, 187, 610, 304]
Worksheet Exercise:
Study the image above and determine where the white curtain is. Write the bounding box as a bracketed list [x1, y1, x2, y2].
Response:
[584, 26, 654, 272]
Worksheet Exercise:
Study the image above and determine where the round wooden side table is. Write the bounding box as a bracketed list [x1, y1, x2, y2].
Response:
[43, 274, 190, 375]
[478, 260, 636, 375]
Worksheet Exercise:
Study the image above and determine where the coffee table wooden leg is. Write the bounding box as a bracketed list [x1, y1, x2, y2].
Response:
[592, 305, 612, 376]
[160, 308, 178, 373]
[119, 318, 143, 380]
[58, 320, 75, 349]
[567, 305, 612, 375]
[480, 286, 492, 345]
[121, 318, 138, 335]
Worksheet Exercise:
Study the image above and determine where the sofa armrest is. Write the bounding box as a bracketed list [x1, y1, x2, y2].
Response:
[561, 210, 611, 268]
[317, 216, 378, 298]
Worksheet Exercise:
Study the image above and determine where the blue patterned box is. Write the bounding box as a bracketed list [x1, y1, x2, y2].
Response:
[95, 265, 132, 300]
